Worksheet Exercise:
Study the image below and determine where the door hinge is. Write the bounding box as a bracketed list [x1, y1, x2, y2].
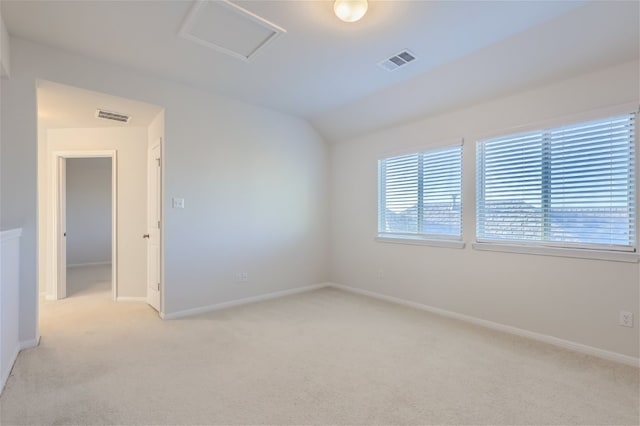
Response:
[156, 158, 160, 167]
[157, 282, 160, 291]
[157, 220, 160, 229]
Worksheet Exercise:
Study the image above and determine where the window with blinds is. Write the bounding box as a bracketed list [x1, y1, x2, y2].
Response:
[476, 113, 636, 252]
[378, 145, 462, 240]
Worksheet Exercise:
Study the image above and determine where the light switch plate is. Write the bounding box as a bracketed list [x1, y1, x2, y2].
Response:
[172, 198, 185, 209]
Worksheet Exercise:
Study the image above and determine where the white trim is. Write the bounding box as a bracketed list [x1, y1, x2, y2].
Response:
[472, 242, 639, 263]
[376, 235, 465, 249]
[0, 228, 22, 241]
[474, 102, 639, 143]
[161, 283, 329, 320]
[19, 336, 40, 351]
[50, 150, 118, 302]
[0, 337, 39, 396]
[116, 297, 146, 303]
[377, 137, 463, 160]
[329, 283, 640, 368]
[0, 346, 19, 395]
[159, 136, 166, 317]
[146, 140, 162, 313]
[67, 261, 111, 268]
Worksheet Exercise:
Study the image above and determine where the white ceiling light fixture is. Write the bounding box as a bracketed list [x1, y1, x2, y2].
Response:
[334, 0, 368, 23]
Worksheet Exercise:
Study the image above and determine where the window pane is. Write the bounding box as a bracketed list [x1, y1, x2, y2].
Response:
[422, 146, 462, 236]
[379, 145, 462, 239]
[380, 153, 419, 233]
[477, 113, 636, 251]
[477, 131, 544, 242]
[547, 116, 636, 246]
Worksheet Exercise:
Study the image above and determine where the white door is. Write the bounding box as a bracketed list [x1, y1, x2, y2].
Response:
[57, 157, 67, 299]
[146, 142, 161, 311]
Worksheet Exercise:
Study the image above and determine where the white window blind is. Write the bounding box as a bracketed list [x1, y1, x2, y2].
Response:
[477, 113, 636, 252]
[379, 145, 462, 240]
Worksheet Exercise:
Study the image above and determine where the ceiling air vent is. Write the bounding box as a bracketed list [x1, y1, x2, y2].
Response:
[378, 49, 417, 72]
[95, 109, 131, 123]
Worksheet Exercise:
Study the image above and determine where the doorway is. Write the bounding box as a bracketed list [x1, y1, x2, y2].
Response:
[65, 157, 114, 299]
[51, 152, 117, 301]
[36, 80, 166, 335]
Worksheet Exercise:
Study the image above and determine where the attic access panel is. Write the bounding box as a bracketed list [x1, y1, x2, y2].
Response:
[179, 0, 286, 62]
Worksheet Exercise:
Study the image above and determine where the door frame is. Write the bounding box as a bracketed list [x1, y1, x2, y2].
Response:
[146, 139, 162, 312]
[50, 150, 118, 300]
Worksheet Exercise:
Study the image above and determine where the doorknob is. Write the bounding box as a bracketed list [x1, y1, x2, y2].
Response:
[143, 234, 150, 239]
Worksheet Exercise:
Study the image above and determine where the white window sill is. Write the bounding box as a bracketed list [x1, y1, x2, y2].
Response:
[375, 235, 465, 249]
[472, 242, 639, 263]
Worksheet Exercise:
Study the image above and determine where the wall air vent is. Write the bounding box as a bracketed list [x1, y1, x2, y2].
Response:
[378, 49, 417, 72]
[95, 109, 131, 123]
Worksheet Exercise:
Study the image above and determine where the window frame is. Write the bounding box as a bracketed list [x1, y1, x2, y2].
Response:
[474, 110, 639, 262]
[376, 142, 464, 248]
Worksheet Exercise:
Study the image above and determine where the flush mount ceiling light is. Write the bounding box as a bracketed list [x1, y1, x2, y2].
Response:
[334, 0, 368, 23]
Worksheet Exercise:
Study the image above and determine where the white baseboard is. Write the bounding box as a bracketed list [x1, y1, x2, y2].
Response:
[116, 297, 146, 303]
[67, 261, 111, 268]
[19, 336, 40, 350]
[329, 283, 640, 368]
[0, 346, 20, 396]
[2, 337, 41, 396]
[161, 283, 330, 320]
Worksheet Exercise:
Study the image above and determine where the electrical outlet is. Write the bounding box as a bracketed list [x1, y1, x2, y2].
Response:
[619, 311, 633, 327]
[235, 272, 248, 283]
[377, 269, 384, 280]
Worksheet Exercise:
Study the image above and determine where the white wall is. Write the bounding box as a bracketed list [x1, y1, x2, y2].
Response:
[66, 158, 112, 267]
[0, 46, 37, 343]
[330, 60, 640, 359]
[0, 10, 10, 78]
[0, 229, 21, 394]
[1, 38, 329, 342]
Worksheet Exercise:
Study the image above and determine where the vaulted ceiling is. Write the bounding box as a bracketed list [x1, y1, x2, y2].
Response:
[2, 0, 638, 141]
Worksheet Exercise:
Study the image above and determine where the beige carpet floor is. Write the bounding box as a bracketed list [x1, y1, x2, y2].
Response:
[1, 267, 638, 425]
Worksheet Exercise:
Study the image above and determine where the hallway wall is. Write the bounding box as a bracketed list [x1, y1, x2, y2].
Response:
[66, 157, 112, 267]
